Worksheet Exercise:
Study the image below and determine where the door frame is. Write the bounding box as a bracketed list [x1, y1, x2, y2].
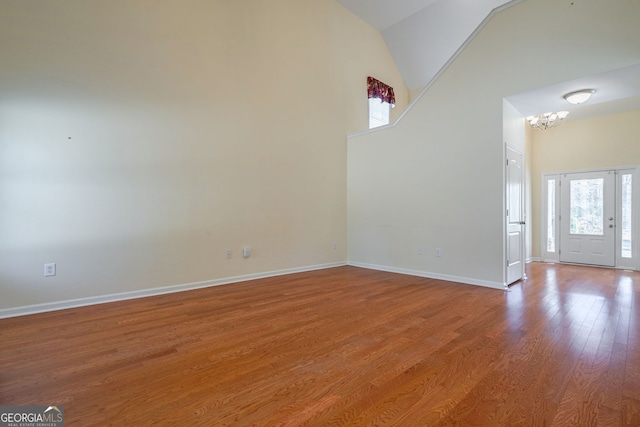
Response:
[506, 145, 526, 285]
[558, 170, 615, 267]
[541, 166, 639, 270]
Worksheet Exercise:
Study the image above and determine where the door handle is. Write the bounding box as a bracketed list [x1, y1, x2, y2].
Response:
[519, 221, 526, 225]
[609, 224, 614, 228]
[609, 217, 614, 221]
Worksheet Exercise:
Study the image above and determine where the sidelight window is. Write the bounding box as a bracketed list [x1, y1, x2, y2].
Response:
[547, 179, 556, 252]
[621, 174, 632, 258]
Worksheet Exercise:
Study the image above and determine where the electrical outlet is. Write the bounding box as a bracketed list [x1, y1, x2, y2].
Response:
[417, 247, 424, 255]
[44, 263, 56, 277]
[226, 249, 232, 259]
[243, 247, 250, 258]
[435, 248, 441, 257]
[332, 241, 337, 249]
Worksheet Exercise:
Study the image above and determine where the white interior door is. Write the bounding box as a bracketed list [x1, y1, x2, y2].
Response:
[506, 146, 524, 284]
[559, 171, 615, 266]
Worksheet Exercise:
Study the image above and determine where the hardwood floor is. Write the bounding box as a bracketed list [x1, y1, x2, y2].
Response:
[1, 263, 639, 426]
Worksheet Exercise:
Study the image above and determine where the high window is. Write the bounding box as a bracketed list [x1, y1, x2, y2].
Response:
[368, 98, 390, 129]
[367, 76, 395, 129]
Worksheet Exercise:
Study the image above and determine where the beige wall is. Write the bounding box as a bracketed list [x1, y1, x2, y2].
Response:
[348, 0, 640, 287]
[0, 0, 408, 311]
[530, 109, 640, 258]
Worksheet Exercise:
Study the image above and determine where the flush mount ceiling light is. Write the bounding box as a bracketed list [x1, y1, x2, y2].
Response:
[527, 111, 569, 131]
[563, 89, 595, 105]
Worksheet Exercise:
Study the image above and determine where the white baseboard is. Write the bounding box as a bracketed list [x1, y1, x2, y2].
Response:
[0, 262, 347, 319]
[347, 261, 506, 290]
[527, 257, 542, 263]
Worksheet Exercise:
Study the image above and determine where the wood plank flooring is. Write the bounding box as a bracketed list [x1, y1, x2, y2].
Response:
[1, 262, 639, 425]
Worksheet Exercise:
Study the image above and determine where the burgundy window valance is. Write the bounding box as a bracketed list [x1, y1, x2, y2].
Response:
[367, 76, 395, 105]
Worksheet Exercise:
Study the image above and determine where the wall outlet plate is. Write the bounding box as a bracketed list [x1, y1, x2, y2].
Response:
[44, 263, 56, 277]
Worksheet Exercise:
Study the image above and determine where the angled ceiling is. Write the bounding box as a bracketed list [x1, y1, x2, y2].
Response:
[335, 0, 442, 31]
[336, 0, 515, 90]
[336, 0, 640, 121]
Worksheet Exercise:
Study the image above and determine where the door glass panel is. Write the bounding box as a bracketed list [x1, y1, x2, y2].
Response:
[547, 179, 556, 252]
[621, 174, 632, 258]
[570, 178, 604, 235]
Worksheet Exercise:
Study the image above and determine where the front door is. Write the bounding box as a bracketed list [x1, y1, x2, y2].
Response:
[506, 146, 524, 284]
[559, 171, 615, 266]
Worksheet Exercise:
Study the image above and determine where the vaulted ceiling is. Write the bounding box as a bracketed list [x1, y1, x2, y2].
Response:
[335, 0, 443, 31]
[336, 0, 514, 90]
[336, 0, 640, 121]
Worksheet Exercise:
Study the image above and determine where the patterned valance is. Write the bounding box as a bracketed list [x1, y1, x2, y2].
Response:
[367, 76, 395, 105]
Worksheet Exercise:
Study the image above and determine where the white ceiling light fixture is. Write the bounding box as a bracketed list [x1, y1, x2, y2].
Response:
[564, 89, 595, 105]
[527, 111, 569, 131]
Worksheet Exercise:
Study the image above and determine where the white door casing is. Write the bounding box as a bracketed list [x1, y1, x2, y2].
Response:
[506, 146, 524, 285]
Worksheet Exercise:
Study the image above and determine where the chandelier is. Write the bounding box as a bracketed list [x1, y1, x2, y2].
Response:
[526, 111, 569, 131]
